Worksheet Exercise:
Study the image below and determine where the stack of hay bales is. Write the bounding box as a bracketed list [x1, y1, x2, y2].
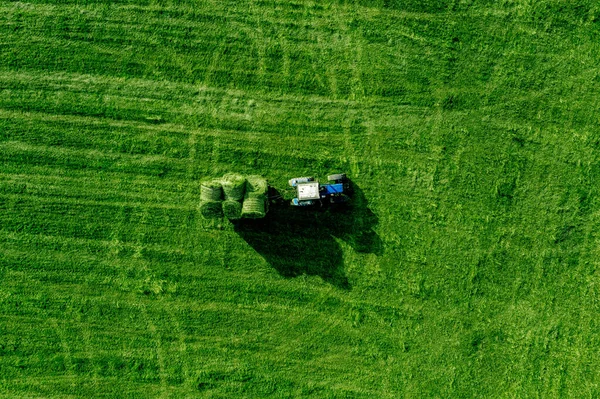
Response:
[241, 175, 268, 219]
[199, 174, 268, 220]
[199, 179, 223, 219]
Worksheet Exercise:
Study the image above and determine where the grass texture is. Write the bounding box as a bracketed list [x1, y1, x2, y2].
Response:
[0, 0, 599, 398]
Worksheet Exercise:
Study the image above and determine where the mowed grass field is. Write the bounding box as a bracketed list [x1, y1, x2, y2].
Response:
[1, 0, 600, 397]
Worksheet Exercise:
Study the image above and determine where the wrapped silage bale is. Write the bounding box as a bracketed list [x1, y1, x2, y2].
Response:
[221, 173, 246, 201]
[241, 193, 266, 219]
[199, 200, 223, 219]
[200, 179, 223, 201]
[245, 175, 268, 196]
[222, 200, 242, 220]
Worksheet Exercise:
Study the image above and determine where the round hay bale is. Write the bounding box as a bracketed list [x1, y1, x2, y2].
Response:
[221, 173, 246, 201]
[200, 179, 223, 201]
[241, 194, 266, 219]
[245, 175, 268, 196]
[199, 200, 223, 219]
[222, 200, 242, 220]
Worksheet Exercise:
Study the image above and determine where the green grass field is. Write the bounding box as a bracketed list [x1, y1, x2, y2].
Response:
[1, 0, 600, 397]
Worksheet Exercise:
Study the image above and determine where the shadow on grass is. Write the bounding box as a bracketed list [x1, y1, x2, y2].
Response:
[233, 180, 382, 289]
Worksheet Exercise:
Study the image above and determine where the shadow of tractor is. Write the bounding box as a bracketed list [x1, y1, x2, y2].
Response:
[233, 180, 383, 289]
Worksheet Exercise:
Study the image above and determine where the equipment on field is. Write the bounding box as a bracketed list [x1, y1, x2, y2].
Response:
[289, 173, 350, 207]
[200, 172, 350, 220]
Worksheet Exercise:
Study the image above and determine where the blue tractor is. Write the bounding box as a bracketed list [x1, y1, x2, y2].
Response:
[289, 173, 351, 207]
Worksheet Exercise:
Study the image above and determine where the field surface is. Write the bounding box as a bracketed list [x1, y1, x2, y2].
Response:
[1, 0, 600, 397]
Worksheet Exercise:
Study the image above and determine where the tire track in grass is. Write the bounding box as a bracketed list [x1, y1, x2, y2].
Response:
[248, 0, 267, 87]
[278, 28, 291, 88]
[315, 24, 339, 100]
[132, 199, 169, 396]
[303, 12, 326, 95]
[183, 128, 205, 231]
[201, 2, 234, 91]
[0, 191, 190, 213]
[110, 191, 132, 291]
[341, 117, 360, 177]
[50, 318, 77, 390]
[0, 140, 189, 179]
[332, 3, 364, 101]
[140, 303, 169, 398]
[79, 303, 100, 391]
[0, 70, 394, 136]
[331, 3, 362, 177]
[211, 135, 221, 169]
[350, 21, 366, 101]
[203, 40, 226, 89]
[220, 231, 232, 270]
[3, 128, 414, 182]
[186, 130, 198, 183]
[0, 225, 206, 268]
[1, 5, 236, 82]
[363, 122, 383, 169]
[326, 59, 339, 100]
[0, 170, 198, 210]
[131, 204, 152, 261]
[167, 306, 192, 390]
[0, 107, 200, 167]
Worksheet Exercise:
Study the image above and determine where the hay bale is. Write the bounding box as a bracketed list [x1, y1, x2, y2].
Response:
[221, 173, 246, 201]
[199, 200, 223, 219]
[245, 175, 268, 196]
[222, 200, 242, 220]
[241, 194, 266, 219]
[200, 179, 223, 201]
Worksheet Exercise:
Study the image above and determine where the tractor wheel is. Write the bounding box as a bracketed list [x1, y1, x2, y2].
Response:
[327, 173, 346, 182]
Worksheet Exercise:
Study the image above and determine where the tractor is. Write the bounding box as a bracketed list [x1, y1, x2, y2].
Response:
[288, 173, 351, 207]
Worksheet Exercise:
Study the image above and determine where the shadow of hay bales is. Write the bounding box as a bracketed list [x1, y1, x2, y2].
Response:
[233, 180, 382, 289]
